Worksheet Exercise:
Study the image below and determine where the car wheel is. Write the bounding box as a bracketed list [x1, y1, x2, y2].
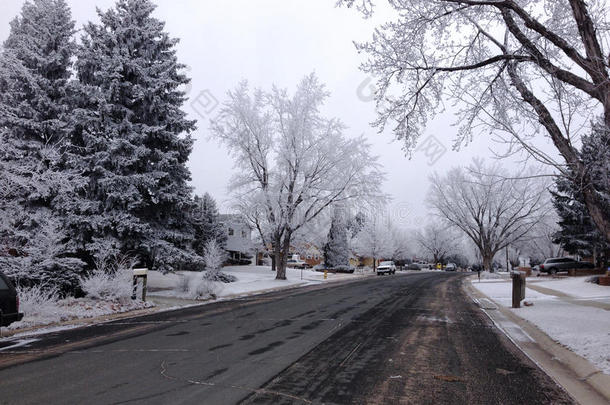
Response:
[549, 268, 557, 275]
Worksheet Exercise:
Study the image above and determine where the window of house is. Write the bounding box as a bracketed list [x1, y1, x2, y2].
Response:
[228, 228, 234, 236]
[241, 230, 247, 238]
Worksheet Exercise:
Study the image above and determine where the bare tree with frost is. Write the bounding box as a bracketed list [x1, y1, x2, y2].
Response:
[416, 223, 460, 264]
[211, 73, 385, 279]
[340, 0, 610, 243]
[352, 214, 393, 270]
[428, 159, 549, 271]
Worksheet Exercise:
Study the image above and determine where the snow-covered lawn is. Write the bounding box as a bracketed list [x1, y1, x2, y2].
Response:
[472, 277, 610, 374]
[530, 276, 610, 298]
[472, 281, 550, 305]
[3, 298, 153, 333]
[148, 265, 375, 301]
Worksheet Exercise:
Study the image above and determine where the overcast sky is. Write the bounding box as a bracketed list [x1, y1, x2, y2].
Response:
[1, 0, 560, 229]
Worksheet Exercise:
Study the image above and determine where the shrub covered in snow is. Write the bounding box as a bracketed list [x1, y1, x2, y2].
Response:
[175, 273, 192, 293]
[173, 272, 221, 300]
[15, 284, 62, 323]
[79, 269, 132, 301]
[202, 240, 236, 283]
[193, 278, 219, 300]
[202, 271, 237, 283]
[79, 255, 135, 300]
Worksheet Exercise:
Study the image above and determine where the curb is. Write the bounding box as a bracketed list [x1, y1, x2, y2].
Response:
[463, 278, 610, 405]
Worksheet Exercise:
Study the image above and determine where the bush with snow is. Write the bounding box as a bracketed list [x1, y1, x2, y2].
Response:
[173, 272, 221, 300]
[202, 240, 236, 283]
[193, 278, 219, 300]
[175, 273, 192, 293]
[14, 284, 62, 324]
[79, 255, 135, 300]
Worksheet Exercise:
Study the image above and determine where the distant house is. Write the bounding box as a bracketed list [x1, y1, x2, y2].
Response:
[350, 256, 379, 268]
[300, 244, 322, 267]
[218, 214, 254, 264]
[254, 243, 323, 267]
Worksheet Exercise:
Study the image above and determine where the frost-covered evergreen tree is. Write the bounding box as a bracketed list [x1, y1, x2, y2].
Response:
[552, 177, 608, 265]
[552, 124, 610, 266]
[73, 0, 198, 271]
[191, 193, 226, 258]
[0, 0, 85, 291]
[323, 207, 349, 268]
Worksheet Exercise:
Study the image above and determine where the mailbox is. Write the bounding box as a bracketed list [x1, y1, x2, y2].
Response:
[510, 271, 526, 308]
[132, 268, 148, 301]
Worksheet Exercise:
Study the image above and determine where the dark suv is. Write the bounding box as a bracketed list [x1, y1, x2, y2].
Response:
[539, 257, 595, 275]
[0, 272, 23, 327]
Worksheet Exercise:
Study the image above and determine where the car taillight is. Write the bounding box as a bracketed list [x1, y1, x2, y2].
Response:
[540, 264, 544, 269]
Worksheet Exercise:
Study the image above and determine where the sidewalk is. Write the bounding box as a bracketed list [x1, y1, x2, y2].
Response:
[465, 275, 610, 405]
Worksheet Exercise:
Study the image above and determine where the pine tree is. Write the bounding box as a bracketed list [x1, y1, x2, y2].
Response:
[323, 207, 349, 268]
[191, 193, 226, 258]
[552, 123, 610, 266]
[0, 0, 85, 291]
[73, 0, 198, 271]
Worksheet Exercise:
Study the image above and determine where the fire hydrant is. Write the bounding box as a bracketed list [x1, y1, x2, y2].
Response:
[324, 270, 328, 280]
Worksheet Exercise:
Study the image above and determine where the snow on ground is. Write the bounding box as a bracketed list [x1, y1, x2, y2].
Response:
[472, 278, 610, 375]
[2, 298, 153, 333]
[472, 281, 550, 306]
[530, 276, 610, 298]
[515, 300, 610, 374]
[149, 265, 375, 301]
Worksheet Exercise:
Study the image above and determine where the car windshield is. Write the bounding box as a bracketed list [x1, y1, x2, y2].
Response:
[379, 261, 393, 266]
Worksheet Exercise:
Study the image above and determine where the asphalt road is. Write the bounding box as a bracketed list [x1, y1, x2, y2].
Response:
[0, 272, 573, 404]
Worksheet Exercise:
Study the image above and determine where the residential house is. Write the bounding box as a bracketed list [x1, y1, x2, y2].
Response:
[300, 244, 323, 267]
[218, 214, 254, 264]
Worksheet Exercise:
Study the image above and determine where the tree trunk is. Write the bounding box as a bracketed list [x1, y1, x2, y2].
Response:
[276, 232, 291, 280]
[581, 185, 610, 244]
[273, 237, 281, 273]
[483, 254, 493, 273]
[373, 256, 376, 271]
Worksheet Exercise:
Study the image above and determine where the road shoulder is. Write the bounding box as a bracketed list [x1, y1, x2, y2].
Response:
[463, 278, 610, 405]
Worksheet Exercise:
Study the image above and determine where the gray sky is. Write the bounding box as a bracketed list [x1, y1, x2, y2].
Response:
[1, 0, 556, 229]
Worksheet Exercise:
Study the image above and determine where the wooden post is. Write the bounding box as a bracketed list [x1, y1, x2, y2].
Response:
[142, 275, 147, 302]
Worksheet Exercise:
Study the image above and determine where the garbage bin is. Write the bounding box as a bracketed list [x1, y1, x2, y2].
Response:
[511, 271, 526, 308]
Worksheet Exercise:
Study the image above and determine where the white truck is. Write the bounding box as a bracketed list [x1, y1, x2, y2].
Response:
[377, 261, 396, 275]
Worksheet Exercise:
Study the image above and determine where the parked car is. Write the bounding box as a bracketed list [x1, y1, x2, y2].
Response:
[314, 264, 355, 273]
[539, 257, 595, 275]
[286, 258, 309, 269]
[445, 263, 457, 271]
[0, 272, 24, 327]
[408, 263, 421, 270]
[377, 261, 396, 276]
